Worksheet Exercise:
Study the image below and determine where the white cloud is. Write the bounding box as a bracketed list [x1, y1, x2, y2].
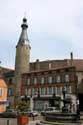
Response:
[0, 0, 82, 68]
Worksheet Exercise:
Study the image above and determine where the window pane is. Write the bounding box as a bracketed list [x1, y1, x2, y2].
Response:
[34, 88, 38, 95]
[65, 74, 69, 82]
[47, 87, 53, 95]
[56, 87, 62, 95]
[48, 76, 52, 84]
[65, 86, 71, 94]
[0, 88, 2, 96]
[34, 78, 37, 85]
[32, 88, 34, 95]
[56, 75, 61, 83]
[41, 88, 46, 95]
[8, 88, 12, 96]
[41, 77, 44, 84]
[26, 78, 30, 85]
[26, 88, 31, 96]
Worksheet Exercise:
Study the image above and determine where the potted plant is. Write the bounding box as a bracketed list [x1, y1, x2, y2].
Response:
[17, 101, 29, 125]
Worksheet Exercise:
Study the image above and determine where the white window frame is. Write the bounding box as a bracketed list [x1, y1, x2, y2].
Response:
[34, 88, 38, 95]
[41, 87, 46, 95]
[56, 75, 61, 83]
[47, 87, 53, 95]
[0, 88, 2, 96]
[56, 87, 62, 95]
[34, 77, 37, 85]
[65, 86, 71, 94]
[48, 76, 52, 84]
[26, 78, 30, 85]
[25, 88, 31, 96]
[41, 77, 44, 84]
[8, 88, 12, 96]
[65, 74, 69, 82]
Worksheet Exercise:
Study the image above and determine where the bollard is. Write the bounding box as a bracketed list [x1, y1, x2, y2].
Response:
[7, 119, 9, 125]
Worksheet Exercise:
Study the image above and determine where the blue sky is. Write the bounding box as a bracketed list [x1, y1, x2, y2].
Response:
[0, 0, 82, 69]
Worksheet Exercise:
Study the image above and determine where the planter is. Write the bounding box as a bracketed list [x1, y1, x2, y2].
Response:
[17, 115, 29, 125]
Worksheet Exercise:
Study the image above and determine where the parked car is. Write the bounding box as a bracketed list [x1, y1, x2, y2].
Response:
[0, 109, 17, 118]
[22, 109, 38, 117]
[41, 107, 59, 116]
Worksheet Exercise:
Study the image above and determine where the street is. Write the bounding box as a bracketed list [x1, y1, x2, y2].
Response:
[0, 115, 43, 125]
[0, 115, 83, 125]
[0, 118, 40, 125]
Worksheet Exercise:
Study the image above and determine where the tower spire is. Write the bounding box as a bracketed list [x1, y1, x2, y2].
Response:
[17, 17, 29, 46]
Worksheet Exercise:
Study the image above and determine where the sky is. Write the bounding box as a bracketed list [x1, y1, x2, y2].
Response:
[0, 0, 82, 69]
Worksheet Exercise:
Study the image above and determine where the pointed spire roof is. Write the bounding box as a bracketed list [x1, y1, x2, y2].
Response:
[17, 17, 29, 46]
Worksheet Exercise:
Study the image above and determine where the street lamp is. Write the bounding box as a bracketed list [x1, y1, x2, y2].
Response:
[62, 87, 66, 108]
[23, 95, 28, 103]
[62, 87, 69, 113]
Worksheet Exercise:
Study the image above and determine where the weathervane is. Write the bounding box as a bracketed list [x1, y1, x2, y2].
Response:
[24, 11, 27, 18]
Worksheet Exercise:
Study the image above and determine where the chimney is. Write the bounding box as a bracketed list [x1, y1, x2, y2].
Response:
[70, 52, 73, 66]
[36, 59, 40, 71]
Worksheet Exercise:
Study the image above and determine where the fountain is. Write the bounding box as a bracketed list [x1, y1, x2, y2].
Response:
[41, 88, 78, 124]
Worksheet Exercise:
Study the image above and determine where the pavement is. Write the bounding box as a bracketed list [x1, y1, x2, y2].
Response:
[0, 112, 83, 125]
[35, 112, 83, 125]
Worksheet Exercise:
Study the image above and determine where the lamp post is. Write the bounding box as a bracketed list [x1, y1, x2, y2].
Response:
[62, 87, 68, 113]
[62, 87, 66, 108]
[24, 95, 28, 103]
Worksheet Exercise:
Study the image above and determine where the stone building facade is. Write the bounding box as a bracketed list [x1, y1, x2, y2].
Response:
[21, 66, 77, 111]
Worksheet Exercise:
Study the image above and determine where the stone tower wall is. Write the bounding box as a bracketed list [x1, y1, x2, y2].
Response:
[15, 44, 30, 96]
[15, 45, 30, 73]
